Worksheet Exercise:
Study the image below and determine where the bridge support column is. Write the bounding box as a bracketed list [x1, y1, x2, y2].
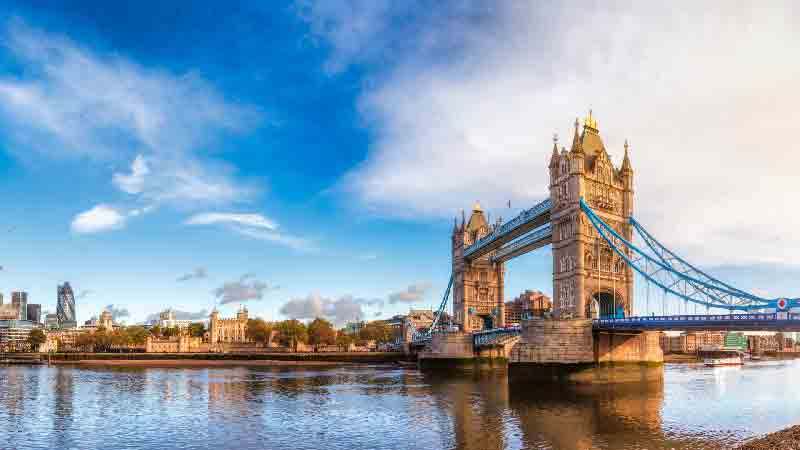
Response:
[508, 318, 663, 383]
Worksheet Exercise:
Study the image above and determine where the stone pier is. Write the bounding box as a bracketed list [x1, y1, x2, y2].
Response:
[508, 318, 663, 383]
[417, 332, 515, 370]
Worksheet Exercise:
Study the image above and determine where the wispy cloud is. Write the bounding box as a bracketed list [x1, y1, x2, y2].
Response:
[77, 290, 92, 300]
[185, 213, 277, 229]
[214, 273, 279, 305]
[177, 267, 208, 282]
[307, 3, 800, 267]
[145, 308, 209, 322]
[0, 20, 261, 232]
[388, 282, 431, 304]
[104, 304, 130, 319]
[71, 205, 126, 233]
[279, 293, 382, 326]
[184, 212, 315, 252]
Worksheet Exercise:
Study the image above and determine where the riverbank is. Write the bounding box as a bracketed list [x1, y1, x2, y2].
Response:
[738, 425, 800, 449]
[58, 359, 350, 367]
[663, 353, 699, 363]
[11, 351, 411, 366]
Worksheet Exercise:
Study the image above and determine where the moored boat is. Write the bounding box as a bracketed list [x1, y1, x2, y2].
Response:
[704, 350, 744, 367]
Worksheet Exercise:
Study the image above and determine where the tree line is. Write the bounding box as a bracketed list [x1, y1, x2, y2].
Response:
[246, 318, 395, 351]
[27, 317, 396, 352]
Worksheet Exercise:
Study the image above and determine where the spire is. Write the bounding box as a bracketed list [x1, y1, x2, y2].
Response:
[549, 133, 559, 168]
[584, 108, 598, 131]
[460, 209, 466, 228]
[621, 139, 633, 172]
[472, 200, 482, 212]
[569, 117, 584, 155]
[453, 216, 458, 232]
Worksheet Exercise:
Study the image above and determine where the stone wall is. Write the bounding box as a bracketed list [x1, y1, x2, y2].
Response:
[594, 331, 662, 364]
[510, 318, 594, 364]
[419, 332, 475, 360]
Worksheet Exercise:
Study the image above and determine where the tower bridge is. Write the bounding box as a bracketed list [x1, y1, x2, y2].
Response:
[415, 111, 798, 378]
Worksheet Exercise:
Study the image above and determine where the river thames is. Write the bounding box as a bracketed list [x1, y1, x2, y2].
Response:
[2, 360, 800, 449]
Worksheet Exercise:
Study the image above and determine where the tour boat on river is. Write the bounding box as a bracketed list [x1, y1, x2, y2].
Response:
[704, 350, 744, 367]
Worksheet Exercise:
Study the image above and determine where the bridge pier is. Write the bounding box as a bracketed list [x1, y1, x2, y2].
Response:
[508, 318, 663, 383]
[417, 331, 516, 370]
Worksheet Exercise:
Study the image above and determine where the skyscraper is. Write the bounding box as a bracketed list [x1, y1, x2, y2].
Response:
[26, 304, 41, 324]
[11, 291, 27, 321]
[57, 283, 77, 329]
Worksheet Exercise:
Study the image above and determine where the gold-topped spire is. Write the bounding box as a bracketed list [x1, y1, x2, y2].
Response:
[472, 200, 482, 212]
[584, 109, 598, 130]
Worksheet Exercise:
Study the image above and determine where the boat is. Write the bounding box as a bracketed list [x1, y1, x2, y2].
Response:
[704, 349, 744, 367]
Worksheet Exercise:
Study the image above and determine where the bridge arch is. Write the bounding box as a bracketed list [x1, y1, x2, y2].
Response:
[588, 289, 626, 319]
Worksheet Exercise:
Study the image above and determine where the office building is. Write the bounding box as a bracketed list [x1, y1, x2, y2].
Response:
[0, 304, 18, 321]
[57, 282, 77, 329]
[11, 291, 27, 321]
[26, 304, 41, 324]
[505, 290, 552, 326]
[44, 313, 60, 330]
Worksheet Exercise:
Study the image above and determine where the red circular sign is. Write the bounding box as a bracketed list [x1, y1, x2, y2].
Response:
[777, 298, 788, 310]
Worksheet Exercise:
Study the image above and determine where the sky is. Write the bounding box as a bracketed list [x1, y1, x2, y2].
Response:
[0, 1, 797, 325]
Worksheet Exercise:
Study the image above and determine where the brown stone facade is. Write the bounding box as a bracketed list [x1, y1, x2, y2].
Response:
[510, 319, 595, 364]
[209, 306, 249, 344]
[452, 203, 505, 332]
[594, 331, 663, 364]
[549, 113, 634, 319]
[505, 290, 552, 326]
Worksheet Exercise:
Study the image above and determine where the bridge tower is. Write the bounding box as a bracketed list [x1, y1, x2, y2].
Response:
[452, 203, 506, 333]
[549, 112, 634, 319]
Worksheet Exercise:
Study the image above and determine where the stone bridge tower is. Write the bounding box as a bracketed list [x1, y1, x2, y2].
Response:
[452, 203, 506, 333]
[549, 112, 634, 319]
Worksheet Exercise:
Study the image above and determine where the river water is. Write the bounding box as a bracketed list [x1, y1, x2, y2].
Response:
[2, 360, 800, 450]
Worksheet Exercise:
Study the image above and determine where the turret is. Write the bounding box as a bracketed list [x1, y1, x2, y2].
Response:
[569, 117, 585, 174]
[621, 139, 634, 218]
[548, 133, 560, 170]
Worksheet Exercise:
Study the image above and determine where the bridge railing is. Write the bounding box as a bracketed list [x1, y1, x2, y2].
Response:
[594, 313, 800, 327]
[472, 326, 522, 347]
[491, 224, 552, 263]
[463, 198, 551, 259]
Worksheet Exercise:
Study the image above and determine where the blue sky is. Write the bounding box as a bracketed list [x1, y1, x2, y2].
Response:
[0, 1, 797, 324]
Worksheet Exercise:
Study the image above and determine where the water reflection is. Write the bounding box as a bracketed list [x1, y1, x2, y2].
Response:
[2, 362, 800, 449]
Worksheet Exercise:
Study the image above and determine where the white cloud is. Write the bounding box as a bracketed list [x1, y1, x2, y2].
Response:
[71, 204, 126, 233]
[112, 155, 150, 195]
[310, 2, 800, 267]
[0, 21, 260, 227]
[184, 212, 277, 229]
[214, 274, 278, 305]
[184, 212, 314, 252]
[388, 282, 431, 304]
[279, 292, 382, 325]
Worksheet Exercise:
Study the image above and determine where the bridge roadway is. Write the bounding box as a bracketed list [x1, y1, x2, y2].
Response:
[461, 312, 800, 348]
[463, 198, 551, 261]
[594, 313, 800, 332]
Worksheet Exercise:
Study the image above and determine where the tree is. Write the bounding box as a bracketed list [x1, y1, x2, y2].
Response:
[246, 319, 272, 344]
[150, 324, 162, 337]
[335, 330, 354, 351]
[27, 329, 46, 351]
[307, 318, 336, 351]
[188, 322, 206, 338]
[359, 321, 392, 344]
[161, 326, 179, 338]
[275, 319, 308, 352]
[125, 326, 150, 345]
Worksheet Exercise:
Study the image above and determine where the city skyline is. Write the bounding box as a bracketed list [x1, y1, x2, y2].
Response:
[0, 2, 798, 325]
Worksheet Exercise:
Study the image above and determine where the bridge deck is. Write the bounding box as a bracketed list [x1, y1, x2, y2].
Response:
[464, 199, 551, 261]
[594, 313, 800, 332]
